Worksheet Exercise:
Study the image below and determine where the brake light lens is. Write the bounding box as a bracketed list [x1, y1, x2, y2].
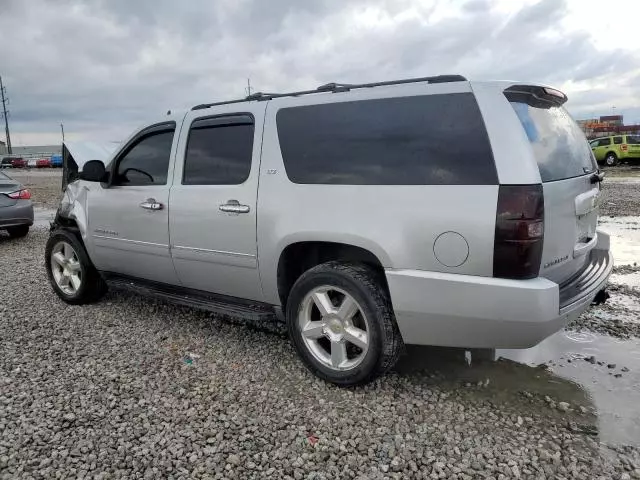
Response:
[493, 184, 544, 279]
[8, 189, 31, 200]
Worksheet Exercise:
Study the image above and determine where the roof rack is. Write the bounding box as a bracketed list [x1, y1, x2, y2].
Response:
[191, 74, 467, 111]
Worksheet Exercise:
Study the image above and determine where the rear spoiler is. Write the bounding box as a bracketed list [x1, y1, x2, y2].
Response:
[504, 85, 568, 108]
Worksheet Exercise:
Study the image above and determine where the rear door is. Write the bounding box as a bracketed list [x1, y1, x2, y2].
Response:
[507, 91, 600, 284]
[625, 135, 640, 158]
[168, 105, 266, 301]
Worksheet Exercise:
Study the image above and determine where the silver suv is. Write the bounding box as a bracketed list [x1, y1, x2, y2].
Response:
[46, 75, 612, 385]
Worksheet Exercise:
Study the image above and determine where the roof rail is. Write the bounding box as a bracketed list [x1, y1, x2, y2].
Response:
[191, 74, 467, 111]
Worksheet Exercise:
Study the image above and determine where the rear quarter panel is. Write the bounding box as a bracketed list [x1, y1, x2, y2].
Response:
[258, 82, 499, 305]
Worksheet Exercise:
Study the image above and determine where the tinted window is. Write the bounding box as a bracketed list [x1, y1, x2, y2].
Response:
[114, 128, 175, 186]
[627, 135, 640, 144]
[589, 140, 598, 148]
[183, 116, 254, 185]
[276, 93, 497, 185]
[509, 102, 596, 182]
[598, 138, 611, 147]
[613, 136, 623, 144]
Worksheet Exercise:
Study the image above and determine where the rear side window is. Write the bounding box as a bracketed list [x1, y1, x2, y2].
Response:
[627, 135, 640, 144]
[613, 136, 623, 145]
[508, 101, 596, 182]
[183, 115, 254, 185]
[276, 93, 497, 185]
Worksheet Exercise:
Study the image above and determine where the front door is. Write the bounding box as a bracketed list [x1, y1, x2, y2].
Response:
[88, 121, 180, 285]
[591, 137, 611, 162]
[169, 105, 266, 301]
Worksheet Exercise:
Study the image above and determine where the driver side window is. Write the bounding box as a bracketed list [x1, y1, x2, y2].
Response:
[113, 127, 175, 186]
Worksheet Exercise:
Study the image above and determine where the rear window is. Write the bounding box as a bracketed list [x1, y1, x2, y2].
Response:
[627, 135, 640, 144]
[508, 101, 596, 182]
[276, 93, 497, 185]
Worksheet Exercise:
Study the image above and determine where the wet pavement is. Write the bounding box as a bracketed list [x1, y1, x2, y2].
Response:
[501, 331, 640, 447]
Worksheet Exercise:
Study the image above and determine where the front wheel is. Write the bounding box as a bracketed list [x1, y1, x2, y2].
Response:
[45, 229, 107, 304]
[286, 261, 403, 386]
[604, 152, 618, 166]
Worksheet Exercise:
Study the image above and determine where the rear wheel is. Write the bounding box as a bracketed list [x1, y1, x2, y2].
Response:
[604, 152, 618, 166]
[6, 225, 29, 238]
[286, 261, 403, 386]
[45, 229, 107, 304]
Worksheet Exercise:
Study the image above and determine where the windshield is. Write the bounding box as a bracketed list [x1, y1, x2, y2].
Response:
[509, 102, 597, 182]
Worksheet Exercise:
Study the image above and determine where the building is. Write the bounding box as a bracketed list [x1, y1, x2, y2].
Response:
[0, 144, 62, 157]
[577, 115, 640, 139]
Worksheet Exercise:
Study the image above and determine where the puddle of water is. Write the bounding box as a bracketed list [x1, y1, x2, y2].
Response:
[500, 331, 640, 446]
[33, 208, 56, 228]
[598, 216, 640, 266]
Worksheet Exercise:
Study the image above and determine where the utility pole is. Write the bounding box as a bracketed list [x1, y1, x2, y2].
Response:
[245, 78, 252, 96]
[0, 76, 12, 154]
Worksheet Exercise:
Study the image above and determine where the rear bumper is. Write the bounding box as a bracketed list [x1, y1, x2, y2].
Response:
[0, 201, 34, 228]
[386, 232, 612, 349]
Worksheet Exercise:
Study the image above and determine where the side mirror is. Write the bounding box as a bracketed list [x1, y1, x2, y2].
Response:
[79, 160, 107, 182]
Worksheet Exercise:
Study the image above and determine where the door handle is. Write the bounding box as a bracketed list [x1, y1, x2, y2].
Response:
[219, 199, 250, 214]
[140, 198, 164, 211]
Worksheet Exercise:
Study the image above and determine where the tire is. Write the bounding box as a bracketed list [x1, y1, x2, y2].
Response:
[286, 261, 403, 386]
[45, 229, 107, 304]
[604, 152, 618, 167]
[6, 225, 29, 238]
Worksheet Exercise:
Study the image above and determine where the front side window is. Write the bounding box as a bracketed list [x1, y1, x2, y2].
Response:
[613, 136, 623, 145]
[597, 138, 612, 147]
[113, 126, 175, 186]
[183, 116, 254, 185]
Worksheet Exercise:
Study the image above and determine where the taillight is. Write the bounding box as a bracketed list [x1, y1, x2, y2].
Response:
[493, 184, 544, 279]
[8, 189, 31, 200]
[622, 144, 628, 152]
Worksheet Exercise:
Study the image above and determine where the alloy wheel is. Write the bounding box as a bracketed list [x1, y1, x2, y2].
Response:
[298, 286, 370, 371]
[50, 241, 82, 295]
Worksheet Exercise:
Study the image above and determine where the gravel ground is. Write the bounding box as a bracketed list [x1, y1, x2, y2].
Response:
[2, 228, 640, 479]
[600, 179, 640, 217]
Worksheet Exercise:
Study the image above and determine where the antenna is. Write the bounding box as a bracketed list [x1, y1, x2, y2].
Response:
[245, 78, 252, 96]
[0, 76, 11, 154]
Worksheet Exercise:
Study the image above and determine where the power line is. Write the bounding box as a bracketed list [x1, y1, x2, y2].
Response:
[0, 76, 12, 154]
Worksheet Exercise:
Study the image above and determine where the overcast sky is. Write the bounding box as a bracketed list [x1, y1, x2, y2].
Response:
[1, 0, 638, 146]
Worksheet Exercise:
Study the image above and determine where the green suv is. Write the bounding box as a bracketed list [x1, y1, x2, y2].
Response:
[590, 134, 640, 166]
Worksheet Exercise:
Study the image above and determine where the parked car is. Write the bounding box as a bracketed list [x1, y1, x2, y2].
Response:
[590, 134, 640, 166]
[36, 157, 52, 168]
[0, 170, 33, 237]
[28, 158, 38, 168]
[45, 76, 612, 386]
[50, 154, 63, 168]
[1, 157, 14, 168]
[10, 157, 26, 168]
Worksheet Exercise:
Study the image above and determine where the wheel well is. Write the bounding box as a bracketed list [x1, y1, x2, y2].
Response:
[277, 241, 386, 307]
[606, 151, 617, 157]
[52, 215, 82, 241]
